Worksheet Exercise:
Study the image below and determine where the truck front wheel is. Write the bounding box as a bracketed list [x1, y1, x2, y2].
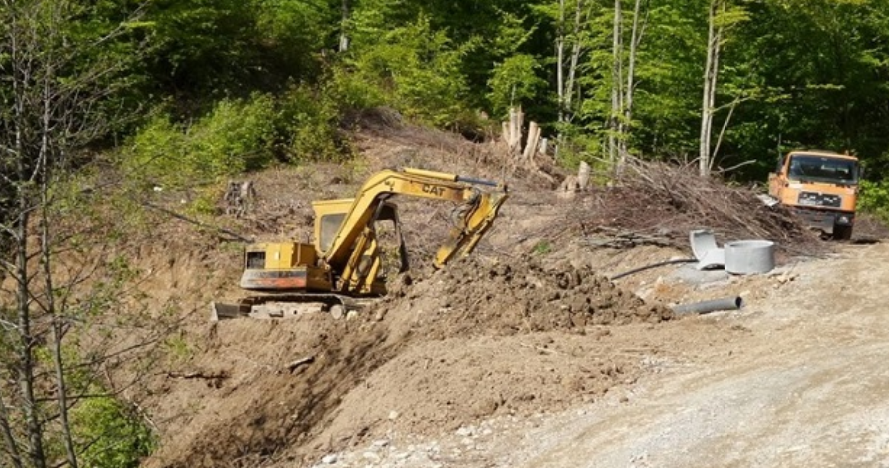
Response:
[833, 224, 853, 241]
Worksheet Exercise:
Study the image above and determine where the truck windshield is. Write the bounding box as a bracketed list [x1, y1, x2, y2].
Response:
[788, 154, 858, 184]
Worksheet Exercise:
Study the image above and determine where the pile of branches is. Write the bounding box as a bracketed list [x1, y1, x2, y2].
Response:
[579, 159, 827, 256]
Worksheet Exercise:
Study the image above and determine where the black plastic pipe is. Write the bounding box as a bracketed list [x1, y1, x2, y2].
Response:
[610, 258, 697, 280]
[672, 296, 743, 315]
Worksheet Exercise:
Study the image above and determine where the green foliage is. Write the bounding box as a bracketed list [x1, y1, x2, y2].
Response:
[183, 185, 225, 217]
[487, 54, 547, 118]
[278, 84, 351, 163]
[71, 392, 156, 468]
[336, 16, 472, 127]
[13, 0, 889, 185]
[141, 0, 335, 98]
[125, 94, 277, 188]
[164, 331, 194, 363]
[189, 94, 277, 172]
[858, 180, 889, 221]
[533, 239, 552, 255]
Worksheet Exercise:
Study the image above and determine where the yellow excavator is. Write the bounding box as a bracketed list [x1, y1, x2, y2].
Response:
[211, 167, 509, 320]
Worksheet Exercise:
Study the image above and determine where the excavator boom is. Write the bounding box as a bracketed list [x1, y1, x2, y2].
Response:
[321, 167, 508, 268]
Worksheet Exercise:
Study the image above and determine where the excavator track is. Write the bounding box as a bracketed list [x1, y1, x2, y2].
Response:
[210, 293, 374, 321]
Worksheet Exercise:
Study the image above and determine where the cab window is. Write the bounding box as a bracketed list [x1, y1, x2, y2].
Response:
[319, 213, 346, 253]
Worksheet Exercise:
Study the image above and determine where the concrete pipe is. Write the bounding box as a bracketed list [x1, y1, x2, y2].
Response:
[724, 240, 775, 275]
[672, 296, 743, 315]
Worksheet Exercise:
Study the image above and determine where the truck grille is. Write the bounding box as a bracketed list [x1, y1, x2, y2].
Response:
[798, 191, 841, 208]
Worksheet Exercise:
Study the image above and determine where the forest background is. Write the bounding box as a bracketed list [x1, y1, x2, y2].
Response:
[10, 0, 889, 188]
[1, 1, 889, 467]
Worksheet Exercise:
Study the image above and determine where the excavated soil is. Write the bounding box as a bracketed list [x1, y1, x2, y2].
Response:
[375, 257, 673, 338]
[144, 255, 672, 468]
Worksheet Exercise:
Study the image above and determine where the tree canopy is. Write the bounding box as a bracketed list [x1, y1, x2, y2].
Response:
[4, 0, 886, 180]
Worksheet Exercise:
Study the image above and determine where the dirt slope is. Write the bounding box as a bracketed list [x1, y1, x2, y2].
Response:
[142, 254, 677, 468]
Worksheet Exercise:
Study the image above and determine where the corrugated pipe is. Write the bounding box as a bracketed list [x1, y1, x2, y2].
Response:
[672, 296, 743, 315]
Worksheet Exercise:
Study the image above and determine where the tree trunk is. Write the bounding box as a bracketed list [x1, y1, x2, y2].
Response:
[338, 0, 350, 52]
[711, 98, 739, 170]
[11, 4, 46, 462]
[0, 394, 23, 468]
[523, 121, 541, 161]
[577, 161, 591, 190]
[509, 107, 524, 159]
[16, 211, 44, 468]
[557, 0, 566, 123]
[620, 0, 644, 162]
[609, 0, 623, 166]
[41, 100, 77, 468]
[708, 18, 723, 172]
[41, 32, 77, 465]
[564, 0, 584, 119]
[699, 0, 719, 177]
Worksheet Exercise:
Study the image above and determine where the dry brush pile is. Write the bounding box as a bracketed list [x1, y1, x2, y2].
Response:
[560, 160, 827, 256]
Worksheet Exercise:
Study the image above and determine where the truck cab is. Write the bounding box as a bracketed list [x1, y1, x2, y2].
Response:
[768, 150, 860, 240]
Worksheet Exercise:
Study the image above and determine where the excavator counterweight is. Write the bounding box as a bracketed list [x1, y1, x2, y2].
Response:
[211, 167, 508, 321]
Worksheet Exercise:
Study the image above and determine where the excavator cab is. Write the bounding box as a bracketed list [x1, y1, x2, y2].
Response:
[313, 198, 409, 294]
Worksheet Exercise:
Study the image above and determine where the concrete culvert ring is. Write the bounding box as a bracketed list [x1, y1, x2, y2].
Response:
[725, 240, 775, 275]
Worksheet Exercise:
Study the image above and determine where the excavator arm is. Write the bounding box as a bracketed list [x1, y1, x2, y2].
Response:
[433, 183, 507, 268]
[323, 168, 508, 290]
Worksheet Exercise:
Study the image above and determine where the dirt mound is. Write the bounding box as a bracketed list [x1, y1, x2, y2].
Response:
[375, 257, 673, 339]
[144, 255, 670, 468]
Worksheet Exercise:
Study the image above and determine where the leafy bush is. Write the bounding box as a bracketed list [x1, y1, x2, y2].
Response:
[487, 54, 547, 118]
[125, 93, 276, 188]
[72, 393, 156, 468]
[329, 65, 387, 111]
[190, 94, 276, 172]
[38, 344, 156, 468]
[334, 16, 472, 128]
[858, 179, 889, 222]
[277, 84, 350, 163]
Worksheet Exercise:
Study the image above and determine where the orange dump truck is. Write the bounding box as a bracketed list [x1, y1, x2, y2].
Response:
[767, 150, 860, 240]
